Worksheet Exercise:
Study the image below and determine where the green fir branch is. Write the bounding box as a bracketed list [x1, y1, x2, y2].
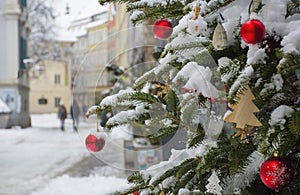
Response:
[166, 89, 179, 116]
[174, 170, 197, 194]
[288, 111, 300, 135]
[175, 159, 199, 181]
[128, 91, 160, 104]
[188, 124, 205, 148]
[127, 172, 146, 184]
[150, 158, 196, 188]
[115, 183, 150, 195]
[266, 127, 299, 156]
[287, 0, 300, 16]
[148, 125, 179, 143]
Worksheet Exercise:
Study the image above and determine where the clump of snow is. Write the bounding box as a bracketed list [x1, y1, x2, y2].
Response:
[106, 105, 148, 127]
[281, 26, 300, 54]
[178, 188, 191, 195]
[172, 15, 190, 37]
[247, 45, 267, 65]
[262, 0, 287, 23]
[269, 105, 294, 126]
[187, 16, 207, 36]
[260, 74, 284, 95]
[173, 62, 219, 98]
[85, 105, 100, 117]
[31, 175, 130, 195]
[100, 88, 134, 107]
[110, 124, 133, 140]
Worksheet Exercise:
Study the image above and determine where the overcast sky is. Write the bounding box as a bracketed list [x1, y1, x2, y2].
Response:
[47, 0, 108, 22]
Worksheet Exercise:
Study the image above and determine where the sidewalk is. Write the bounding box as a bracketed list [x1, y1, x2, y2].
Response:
[0, 114, 130, 195]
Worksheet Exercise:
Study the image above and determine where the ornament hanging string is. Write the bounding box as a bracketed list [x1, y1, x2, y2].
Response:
[248, 0, 262, 16]
[96, 114, 100, 133]
[248, 0, 254, 16]
[218, 12, 225, 22]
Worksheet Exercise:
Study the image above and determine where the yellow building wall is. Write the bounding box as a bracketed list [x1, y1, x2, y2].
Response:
[29, 60, 72, 114]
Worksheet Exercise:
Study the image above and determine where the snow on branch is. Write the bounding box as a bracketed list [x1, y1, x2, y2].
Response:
[173, 62, 219, 98]
[228, 66, 254, 98]
[222, 151, 265, 194]
[100, 88, 134, 107]
[269, 105, 294, 127]
[106, 105, 148, 128]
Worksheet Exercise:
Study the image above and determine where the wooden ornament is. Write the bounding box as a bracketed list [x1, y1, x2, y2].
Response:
[224, 85, 262, 133]
[212, 22, 228, 50]
[231, 125, 256, 142]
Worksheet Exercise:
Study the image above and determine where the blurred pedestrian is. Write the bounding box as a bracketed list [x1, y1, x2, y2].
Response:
[57, 101, 67, 131]
[70, 99, 80, 132]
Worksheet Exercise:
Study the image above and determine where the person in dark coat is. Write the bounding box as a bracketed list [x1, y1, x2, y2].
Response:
[57, 101, 67, 131]
[70, 99, 80, 132]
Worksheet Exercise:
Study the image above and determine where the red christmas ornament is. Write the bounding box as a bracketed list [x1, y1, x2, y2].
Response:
[133, 192, 140, 195]
[240, 19, 266, 44]
[153, 19, 173, 40]
[85, 133, 106, 152]
[260, 156, 294, 191]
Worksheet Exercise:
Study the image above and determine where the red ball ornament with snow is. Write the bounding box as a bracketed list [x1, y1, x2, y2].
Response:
[153, 19, 173, 40]
[260, 156, 294, 191]
[240, 19, 266, 44]
[85, 133, 106, 152]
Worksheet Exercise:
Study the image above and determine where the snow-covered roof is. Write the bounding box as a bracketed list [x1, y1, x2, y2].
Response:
[50, 0, 109, 41]
[55, 28, 77, 42]
[86, 18, 107, 29]
[0, 99, 11, 113]
[73, 4, 109, 21]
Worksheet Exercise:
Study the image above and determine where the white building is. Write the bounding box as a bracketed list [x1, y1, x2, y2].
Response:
[0, 0, 30, 128]
[69, 6, 110, 108]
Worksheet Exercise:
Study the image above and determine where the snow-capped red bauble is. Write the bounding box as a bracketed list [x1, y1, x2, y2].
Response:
[85, 132, 106, 152]
[212, 22, 228, 50]
[240, 19, 266, 44]
[260, 155, 294, 191]
[153, 19, 173, 40]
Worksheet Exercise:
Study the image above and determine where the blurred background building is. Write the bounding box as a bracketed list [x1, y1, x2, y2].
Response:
[0, 0, 158, 128]
[0, 0, 31, 128]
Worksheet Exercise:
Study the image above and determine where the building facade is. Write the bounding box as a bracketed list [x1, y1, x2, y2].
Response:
[70, 8, 110, 108]
[0, 0, 30, 128]
[29, 57, 72, 114]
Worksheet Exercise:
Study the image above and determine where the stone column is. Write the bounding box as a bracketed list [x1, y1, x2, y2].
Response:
[4, 0, 21, 84]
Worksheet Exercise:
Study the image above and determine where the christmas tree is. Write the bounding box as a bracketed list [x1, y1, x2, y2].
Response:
[86, 0, 300, 194]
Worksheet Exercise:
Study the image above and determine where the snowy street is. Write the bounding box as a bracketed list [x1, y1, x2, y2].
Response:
[0, 114, 131, 195]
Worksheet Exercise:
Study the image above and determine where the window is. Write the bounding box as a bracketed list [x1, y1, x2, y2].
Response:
[54, 97, 61, 107]
[38, 98, 48, 105]
[54, 74, 61, 84]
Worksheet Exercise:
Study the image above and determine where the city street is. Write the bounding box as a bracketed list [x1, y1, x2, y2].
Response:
[0, 114, 130, 195]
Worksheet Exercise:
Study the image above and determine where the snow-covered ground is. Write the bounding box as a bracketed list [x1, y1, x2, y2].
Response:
[0, 114, 131, 195]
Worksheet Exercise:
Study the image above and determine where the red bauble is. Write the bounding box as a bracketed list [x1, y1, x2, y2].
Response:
[85, 133, 106, 152]
[153, 19, 173, 40]
[240, 19, 266, 44]
[260, 156, 294, 191]
[133, 192, 140, 195]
